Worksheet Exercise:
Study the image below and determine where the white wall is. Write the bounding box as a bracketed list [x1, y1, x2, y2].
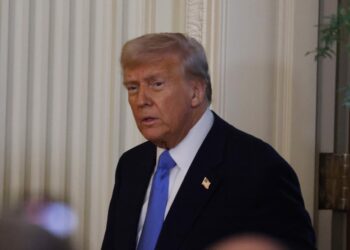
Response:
[222, 0, 277, 142]
[216, 0, 318, 217]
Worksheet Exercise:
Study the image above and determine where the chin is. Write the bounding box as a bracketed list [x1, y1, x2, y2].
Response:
[139, 127, 170, 146]
[140, 135, 165, 148]
[141, 132, 161, 143]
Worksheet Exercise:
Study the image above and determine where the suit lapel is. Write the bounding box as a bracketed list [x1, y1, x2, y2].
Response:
[156, 113, 228, 250]
[116, 142, 157, 249]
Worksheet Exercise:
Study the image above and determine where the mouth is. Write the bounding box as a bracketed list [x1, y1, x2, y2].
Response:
[140, 117, 158, 126]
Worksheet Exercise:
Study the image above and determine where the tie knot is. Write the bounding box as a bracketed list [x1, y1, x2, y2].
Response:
[158, 150, 176, 171]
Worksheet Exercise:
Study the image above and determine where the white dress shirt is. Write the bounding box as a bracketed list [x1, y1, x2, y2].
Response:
[137, 109, 214, 241]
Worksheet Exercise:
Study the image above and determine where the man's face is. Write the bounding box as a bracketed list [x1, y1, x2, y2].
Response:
[123, 55, 205, 148]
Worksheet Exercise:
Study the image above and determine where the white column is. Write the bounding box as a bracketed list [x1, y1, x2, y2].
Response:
[288, 0, 318, 217]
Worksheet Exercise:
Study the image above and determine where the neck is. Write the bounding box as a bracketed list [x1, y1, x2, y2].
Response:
[156, 105, 209, 149]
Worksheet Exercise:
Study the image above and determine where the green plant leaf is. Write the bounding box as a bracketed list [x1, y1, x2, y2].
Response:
[307, 7, 350, 59]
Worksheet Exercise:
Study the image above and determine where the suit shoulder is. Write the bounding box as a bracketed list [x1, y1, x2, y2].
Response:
[214, 116, 292, 176]
[221, 119, 300, 185]
[120, 141, 155, 160]
[115, 141, 155, 182]
[218, 118, 279, 160]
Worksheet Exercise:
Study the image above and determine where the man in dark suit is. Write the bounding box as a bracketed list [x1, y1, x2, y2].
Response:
[102, 33, 316, 250]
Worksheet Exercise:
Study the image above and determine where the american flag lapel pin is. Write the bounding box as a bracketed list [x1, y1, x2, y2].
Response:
[201, 177, 211, 190]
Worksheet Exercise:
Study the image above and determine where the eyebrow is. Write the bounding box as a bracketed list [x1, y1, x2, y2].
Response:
[123, 80, 138, 86]
[144, 75, 164, 82]
[123, 73, 165, 85]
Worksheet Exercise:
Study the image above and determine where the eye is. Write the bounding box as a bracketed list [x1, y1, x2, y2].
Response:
[149, 81, 164, 89]
[125, 84, 139, 94]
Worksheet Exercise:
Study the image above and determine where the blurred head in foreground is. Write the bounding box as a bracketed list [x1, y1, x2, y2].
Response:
[208, 234, 288, 250]
[0, 217, 71, 250]
[0, 199, 76, 250]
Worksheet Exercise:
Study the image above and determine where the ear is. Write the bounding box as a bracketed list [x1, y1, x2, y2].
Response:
[190, 79, 206, 108]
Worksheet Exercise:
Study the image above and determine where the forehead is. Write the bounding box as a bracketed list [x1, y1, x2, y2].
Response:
[123, 54, 183, 78]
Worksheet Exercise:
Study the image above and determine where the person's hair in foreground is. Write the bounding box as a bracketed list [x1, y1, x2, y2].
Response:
[120, 32, 212, 103]
[207, 234, 289, 250]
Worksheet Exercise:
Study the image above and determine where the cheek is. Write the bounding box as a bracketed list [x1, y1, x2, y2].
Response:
[165, 88, 192, 110]
[161, 100, 191, 124]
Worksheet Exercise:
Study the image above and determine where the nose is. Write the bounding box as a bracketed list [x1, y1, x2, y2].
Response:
[136, 85, 152, 107]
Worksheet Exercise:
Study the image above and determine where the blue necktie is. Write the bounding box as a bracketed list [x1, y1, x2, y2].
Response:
[137, 150, 176, 250]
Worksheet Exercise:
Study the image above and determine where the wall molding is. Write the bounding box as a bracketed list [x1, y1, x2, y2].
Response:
[273, 0, 295, 161]
[185, 0, 207, 45]
[272, 0, 318, 217]
[185, 0, 226, 116]
[208, 0, 227, 117]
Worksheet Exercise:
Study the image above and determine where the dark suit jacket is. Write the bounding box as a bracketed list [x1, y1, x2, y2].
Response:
[102, 112, 316, 250]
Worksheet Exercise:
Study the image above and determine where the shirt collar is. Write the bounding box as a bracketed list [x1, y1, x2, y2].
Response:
[156, 109, 214, 170]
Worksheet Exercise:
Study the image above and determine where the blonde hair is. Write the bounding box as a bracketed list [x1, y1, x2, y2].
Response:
[120, 33, 212, 103]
